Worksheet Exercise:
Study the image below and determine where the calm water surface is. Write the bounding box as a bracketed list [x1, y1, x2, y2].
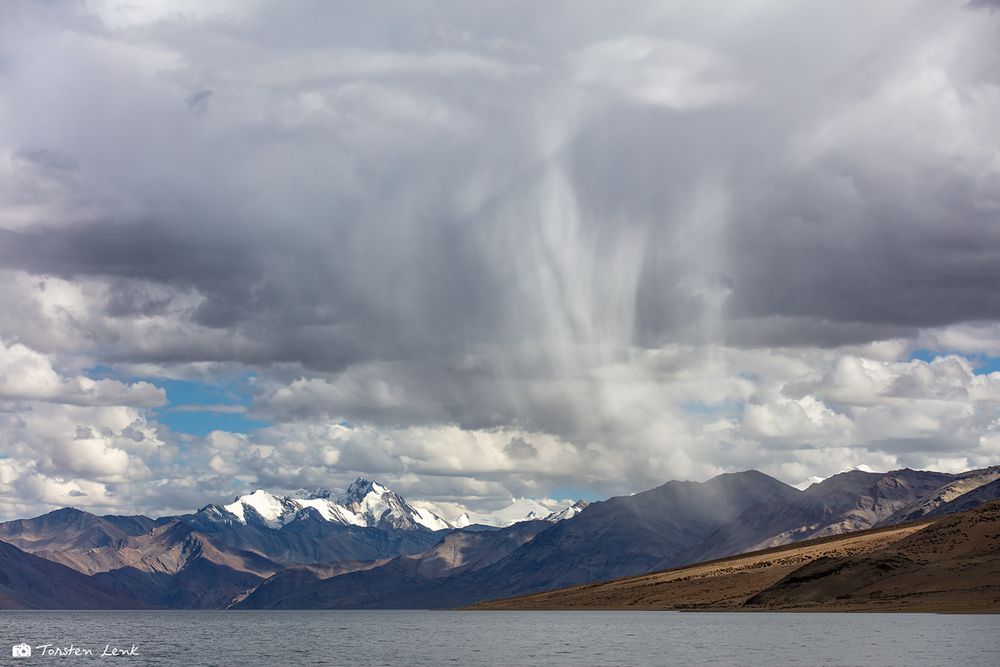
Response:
[2, 610, 997, 666]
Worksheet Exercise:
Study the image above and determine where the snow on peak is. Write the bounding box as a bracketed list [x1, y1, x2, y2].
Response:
[340, 477, 389, 504]
[545, 500, 589, 522]
[288, 488, 334, 500]
[794, 476, 827, 491]
[337, 478, 446, 530]
[218, 478, 450, 531]
[223, 490, 299, 528]
[409, 505, 452, 532]
[216, 480, 581, 532]
[459, 498, 585, 528]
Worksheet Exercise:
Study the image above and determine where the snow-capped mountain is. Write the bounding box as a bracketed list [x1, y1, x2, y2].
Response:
[223, 490, 303, 528]
[334, 478, 452, 531]
[218, 478, 587, 531]
[545, 500, 590, 522]
[454, 498, 589, 528]
[221, 477, 450, 531]
[3, 467, 999, 612]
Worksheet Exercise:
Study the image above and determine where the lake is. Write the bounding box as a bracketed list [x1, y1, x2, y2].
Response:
[2, 610, 997, 666]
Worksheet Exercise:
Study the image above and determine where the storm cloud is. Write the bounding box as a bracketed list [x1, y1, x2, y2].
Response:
[0, 0, 998, 519]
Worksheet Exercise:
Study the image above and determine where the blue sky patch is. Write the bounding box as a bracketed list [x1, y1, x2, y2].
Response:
[86, 366, 269, 435]
[908, 349, 1000, 375]
[680, 399, 745, 417]
[152, 375, 268, 436]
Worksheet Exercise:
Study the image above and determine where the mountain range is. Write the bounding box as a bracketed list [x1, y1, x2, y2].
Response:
[1, 465, 998, 610]
[474, 500, 1000, 613]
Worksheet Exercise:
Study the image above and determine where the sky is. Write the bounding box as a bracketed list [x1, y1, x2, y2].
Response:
[1, 0, 999, 521]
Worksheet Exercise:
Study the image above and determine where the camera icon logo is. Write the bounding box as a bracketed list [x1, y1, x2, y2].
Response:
[12, 643, 32, 658]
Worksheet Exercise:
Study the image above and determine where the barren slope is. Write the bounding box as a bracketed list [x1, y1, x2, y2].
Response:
[472, 520, 933, 610]
[745, 500, 1000, 612]
[475, 502, 1000, 612]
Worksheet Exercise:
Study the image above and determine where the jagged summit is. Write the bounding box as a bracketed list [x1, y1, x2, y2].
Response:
[340, 478, 389, 504]
[217, 478, 451, 531]
[212, 478, 585, 532]
[454, 497, 587, 528]
[288, 488, 334, 501]
[548, 500, 589, 522]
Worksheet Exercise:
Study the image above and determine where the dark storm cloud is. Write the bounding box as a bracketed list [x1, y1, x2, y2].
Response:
[185, 89, 213, 114]
[723, 155, 1000, 340]
[2, 0, 996, 367]
[13, 147, 80, 172]
[1, 0, 1000, 517]
[0, 223, 252, 286]
[505, 437, 539, 460]
[0, 3, 995, 370]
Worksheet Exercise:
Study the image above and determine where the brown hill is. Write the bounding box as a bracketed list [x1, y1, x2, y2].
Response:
[235, 519, 551, 609]
[668, 468, 970, 568]
[745, 500, 1000, 611]
[0, 540, 147, 609]
[0, 507, 155, 555]
[473, 501, 1000, 613]
[876, 466, 1000, 526]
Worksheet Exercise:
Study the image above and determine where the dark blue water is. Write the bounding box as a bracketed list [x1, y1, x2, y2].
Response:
[2, 610, 997, 666]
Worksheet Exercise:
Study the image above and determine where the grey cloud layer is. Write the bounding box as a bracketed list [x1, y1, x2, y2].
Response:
[3, 1, 997, 363]
[0, 0, 998, 518]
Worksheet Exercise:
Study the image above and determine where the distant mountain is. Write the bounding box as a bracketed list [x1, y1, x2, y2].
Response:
[3, 467, 999, 609]
[0, 479, 455, 608]
[0, 540, 146, 609]
[434, 470, 801, 605]
[876, 467, 1000, 525]
[227, 558, 391, 609]
[235, 520, 551, 609]
[744, 500, 1000, 611]
[236, 470, 801, 608]
[454, 499, 587, 528]
[926, 477, 1000, 517]
[217, 478, 451, 531]
[669, 468, 966, 567]
[473, 501, 1000, 613]
[0, 507, 154, 553]
[0, 478, 575, 608]
[545, 500, 589, 523]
